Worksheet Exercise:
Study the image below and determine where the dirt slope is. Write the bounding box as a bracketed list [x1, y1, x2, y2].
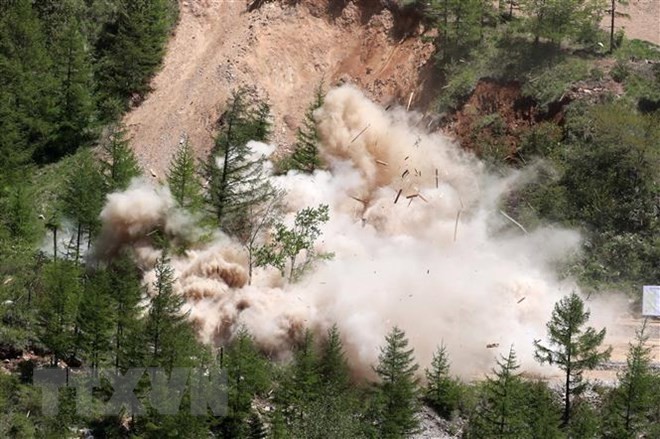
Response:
[600, 0, 660, 45]
[123, 0, 435, 174]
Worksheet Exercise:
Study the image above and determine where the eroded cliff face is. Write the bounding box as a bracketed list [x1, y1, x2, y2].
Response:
[123, 0, 436, 174]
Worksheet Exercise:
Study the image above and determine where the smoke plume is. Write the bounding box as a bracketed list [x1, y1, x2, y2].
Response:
[96, 85, 621, 378]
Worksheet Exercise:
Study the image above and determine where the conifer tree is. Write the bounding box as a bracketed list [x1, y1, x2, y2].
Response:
[75, 269, 114, 369]
[468, 345, 527, 438]
[146, 253, 193, 369]
[220, 329, 270, 437]
[108, 253, 144, 370]
[62, 151, 105, 262]
[49, 14, 95, 159]
[373, 326, 420, 438]
[166, 139, 203, 211]
[522, 380, 562, 438]
[286, 83, 324, 173]
[96, 0, 172, 118]
[425, 343, 461, 419]
[0, 0, 58, 163]
[534, 292, 612, 426]
[2, 182, 40, 244]
[318, 324, 350, 393]
[204, 90, 276, 234]
[38, 260, 82, 366]
[604, 320, 654, 437]
[280, 330, 320, 424]
[100, 125, 141, 192]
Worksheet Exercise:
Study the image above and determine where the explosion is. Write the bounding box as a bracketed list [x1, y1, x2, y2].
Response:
[97, 85, 621, 378]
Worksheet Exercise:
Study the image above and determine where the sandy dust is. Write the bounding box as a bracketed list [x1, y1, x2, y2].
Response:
[123, 0, 435, 175]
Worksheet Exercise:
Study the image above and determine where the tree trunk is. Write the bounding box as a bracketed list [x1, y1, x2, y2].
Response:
[564, 365, 571, 426]
[610, 0, 616, 53]
[52, 228, 58, 261]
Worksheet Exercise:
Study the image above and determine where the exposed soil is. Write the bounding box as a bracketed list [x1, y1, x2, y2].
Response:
[600, 0, 660, 46]
[123, 0, 436, 175]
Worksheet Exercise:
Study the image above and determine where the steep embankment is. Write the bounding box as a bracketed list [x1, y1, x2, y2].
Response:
[124, 0, 435, 174]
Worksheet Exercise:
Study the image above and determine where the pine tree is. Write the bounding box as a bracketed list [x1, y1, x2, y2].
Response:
[108, 253, 144, 370]
[604, 320, 654, 437]
[75, 269, 114, 369]
[318, 324, 350, 393]
[37, 260, 82, 366]
[520, 0, 603, 45]
[219, 329, 270, 437]
[522, 380, 562, 438]
[96, 0, 173, 118]
[468, 345, 527, 438]
[50, 15, 95, 158]
[425, 343, 461, 419]
[100, 125, 141, 192]
[145, 253, 194, 369]
[373, 326, 420, 438]
[204, 90, 276, 235]
[2, 182, 40, 244]
[286, 83, 324, 173]
[0, 0, 58, 164]
[62, 151, 105, 262]
[166, 139, 203, 211]
[534, 292, 612, 427]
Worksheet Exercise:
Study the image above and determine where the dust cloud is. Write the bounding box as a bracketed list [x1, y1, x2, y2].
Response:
[96, 85, 621, 378]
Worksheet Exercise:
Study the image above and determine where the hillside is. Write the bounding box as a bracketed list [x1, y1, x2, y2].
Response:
[125, 0, 436, 173]
[1, 0, 659, 437]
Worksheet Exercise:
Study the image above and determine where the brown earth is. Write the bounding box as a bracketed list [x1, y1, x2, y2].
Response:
[600, 0, 660, 46]
[123, 0, 436, 175]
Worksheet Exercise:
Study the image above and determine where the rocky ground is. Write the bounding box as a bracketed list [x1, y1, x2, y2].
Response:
[123, 0, 436, 175]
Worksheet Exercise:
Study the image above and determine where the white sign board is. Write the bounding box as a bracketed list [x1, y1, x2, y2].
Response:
[642, 286, 660, 317]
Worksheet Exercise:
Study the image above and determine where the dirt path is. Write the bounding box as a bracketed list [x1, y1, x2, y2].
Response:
[123, 0, 435, 174]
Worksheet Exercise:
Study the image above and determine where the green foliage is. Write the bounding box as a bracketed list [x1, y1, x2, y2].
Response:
[204, 90, 277, 234]
[146, 254, 197, 369]
[166, 140, 203, 212]
[522, 58, 590, 108]
[61, 151, 105, 261]
[1, 182, 41, 244]
[95, 0, 174, 119]
[373, 326, 420, 438]
[534, 292, 612, 426]
[425, 343, 461, 419]
[602, 320, 655, 437]
[255, 204, 332, 282]
[44, 12, 96, 160]
[219, 328, 270, 436]
[519, 0, 603, 45]
[108, 253, 145, 370]
[100, 125, 142, 192]
[318, 324, 350, 393]
[0, 0, 58, 168]
[522, 380, 563, 438]
[37, 260, 83, 365]
[282, 83, 325, 173]
[76, 269, 115, 369]
[467, 345, 527, 437]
